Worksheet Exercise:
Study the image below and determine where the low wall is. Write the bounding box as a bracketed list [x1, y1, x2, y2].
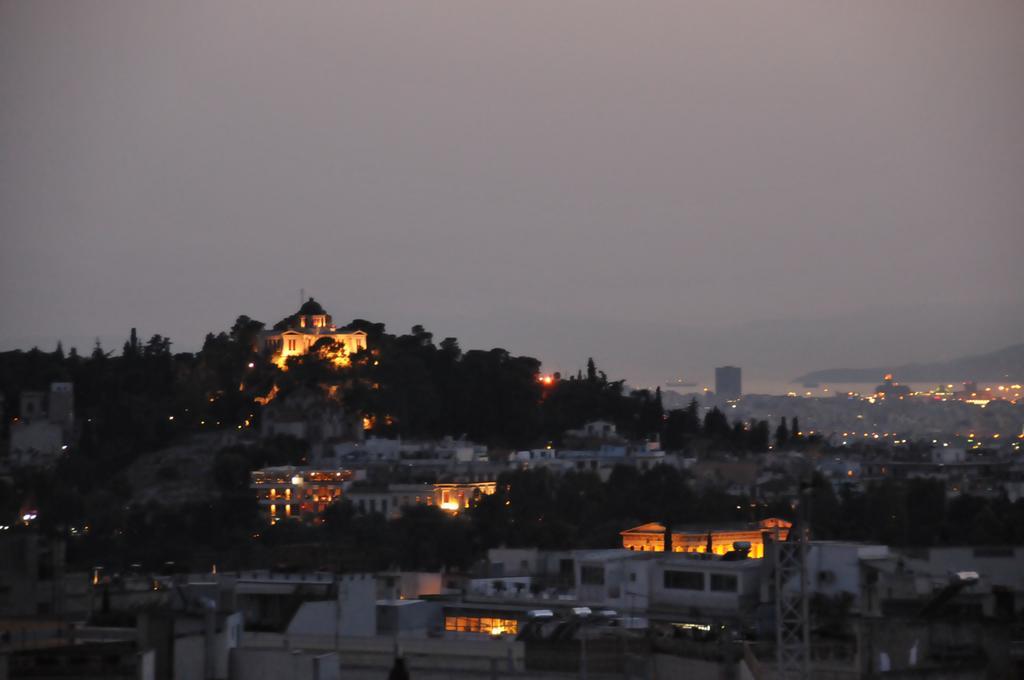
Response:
[242, 632, 524, 673]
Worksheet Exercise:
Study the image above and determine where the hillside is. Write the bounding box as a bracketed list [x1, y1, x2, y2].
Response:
[794, 343, 1024, 385]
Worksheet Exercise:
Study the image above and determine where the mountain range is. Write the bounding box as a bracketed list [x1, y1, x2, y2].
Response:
[794, 343, 1024, 385]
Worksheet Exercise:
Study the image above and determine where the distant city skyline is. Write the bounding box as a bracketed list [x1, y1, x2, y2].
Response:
[2, 1, 1022, 388]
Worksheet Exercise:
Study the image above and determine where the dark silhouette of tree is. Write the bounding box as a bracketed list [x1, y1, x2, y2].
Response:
[775, 417, 790, 447]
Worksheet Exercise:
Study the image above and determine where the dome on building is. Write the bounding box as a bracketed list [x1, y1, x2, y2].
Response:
[298, 297, 326, 316]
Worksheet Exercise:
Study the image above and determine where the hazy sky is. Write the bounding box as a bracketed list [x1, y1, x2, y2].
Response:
[2, 1, 1022, 388]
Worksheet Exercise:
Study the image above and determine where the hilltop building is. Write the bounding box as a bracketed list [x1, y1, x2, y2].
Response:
[619, 518, 790, 558]
[259, 297, 367, 368]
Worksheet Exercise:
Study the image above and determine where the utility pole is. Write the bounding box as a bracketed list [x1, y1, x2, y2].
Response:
[573, 607, 593, 680]
[774, 483, 811, 679]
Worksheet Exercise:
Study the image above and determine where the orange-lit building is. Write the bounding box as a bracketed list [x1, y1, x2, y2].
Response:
[260, 298, 367, 368]
[347, 480, 497, 519]
[620, 518, 791, 559]
[250, 467, 353, 523]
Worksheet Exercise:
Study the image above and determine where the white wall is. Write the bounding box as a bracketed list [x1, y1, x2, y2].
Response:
[9, 421, 63, 466]
[286, 575, 377, 638]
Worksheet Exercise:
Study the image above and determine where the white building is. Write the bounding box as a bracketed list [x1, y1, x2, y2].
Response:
[9, 383, 74, 468]
[259, 298, 367, 368]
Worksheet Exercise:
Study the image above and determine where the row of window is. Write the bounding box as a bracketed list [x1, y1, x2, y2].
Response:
[355, 495, 436, 514]
[265, 488, 342, 500]
[663, 570, 738, 592]
[581, 566, 739, 593]
[444, 616, 518, 635]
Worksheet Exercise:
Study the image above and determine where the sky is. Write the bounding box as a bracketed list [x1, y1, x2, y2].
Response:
[2, 1, 1022, 389]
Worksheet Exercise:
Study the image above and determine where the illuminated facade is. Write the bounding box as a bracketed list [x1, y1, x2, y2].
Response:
[260, 298, 367, 368]
[250, 467, 353, 523]
[619, 518, 791, 559]
[444, 615, 518, 637]
[347, 480, 497, 519]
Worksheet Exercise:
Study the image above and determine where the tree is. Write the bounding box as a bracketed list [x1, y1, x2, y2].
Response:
[123, 328, 140, 358]
[748, 420, 770, 451]
[229, 315, 264, 349]
[91, 339, 107, 361]
[703, 407, 730, 439]
[775, 417, 790, 447]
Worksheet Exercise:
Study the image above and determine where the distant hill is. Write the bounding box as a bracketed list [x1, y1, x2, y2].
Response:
[794, 343, 1024, 385]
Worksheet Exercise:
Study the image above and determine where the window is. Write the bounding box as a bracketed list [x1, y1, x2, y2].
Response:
[664, 570, 704, 590]
[444, 616, 518, 635]
[709, 574, 738, 592]
[581, 566, 605, 586]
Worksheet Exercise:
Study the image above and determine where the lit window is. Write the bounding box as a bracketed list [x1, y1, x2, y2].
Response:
[444, 616, 518, 635]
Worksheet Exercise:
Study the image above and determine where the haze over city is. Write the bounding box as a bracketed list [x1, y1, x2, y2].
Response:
[2, 1, 1022, 387]
[6, 3, 1024, 679]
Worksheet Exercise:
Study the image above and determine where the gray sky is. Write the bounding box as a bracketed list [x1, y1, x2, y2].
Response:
[2, 1, 1022, 388]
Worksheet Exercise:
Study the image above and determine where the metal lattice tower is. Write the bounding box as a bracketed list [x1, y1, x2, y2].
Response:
[773, 511, 810, 679]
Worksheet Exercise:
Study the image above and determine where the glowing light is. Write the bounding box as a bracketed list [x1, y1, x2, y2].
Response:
[255, 385, 279, 405]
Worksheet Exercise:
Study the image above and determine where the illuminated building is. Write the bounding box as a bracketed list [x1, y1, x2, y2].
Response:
[874, 374, 911, 400]
[347, 480, 497, 519]
[619, 518, 791, 559]
[250, 467, 353, 523]
[259, 298, 367, 368]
